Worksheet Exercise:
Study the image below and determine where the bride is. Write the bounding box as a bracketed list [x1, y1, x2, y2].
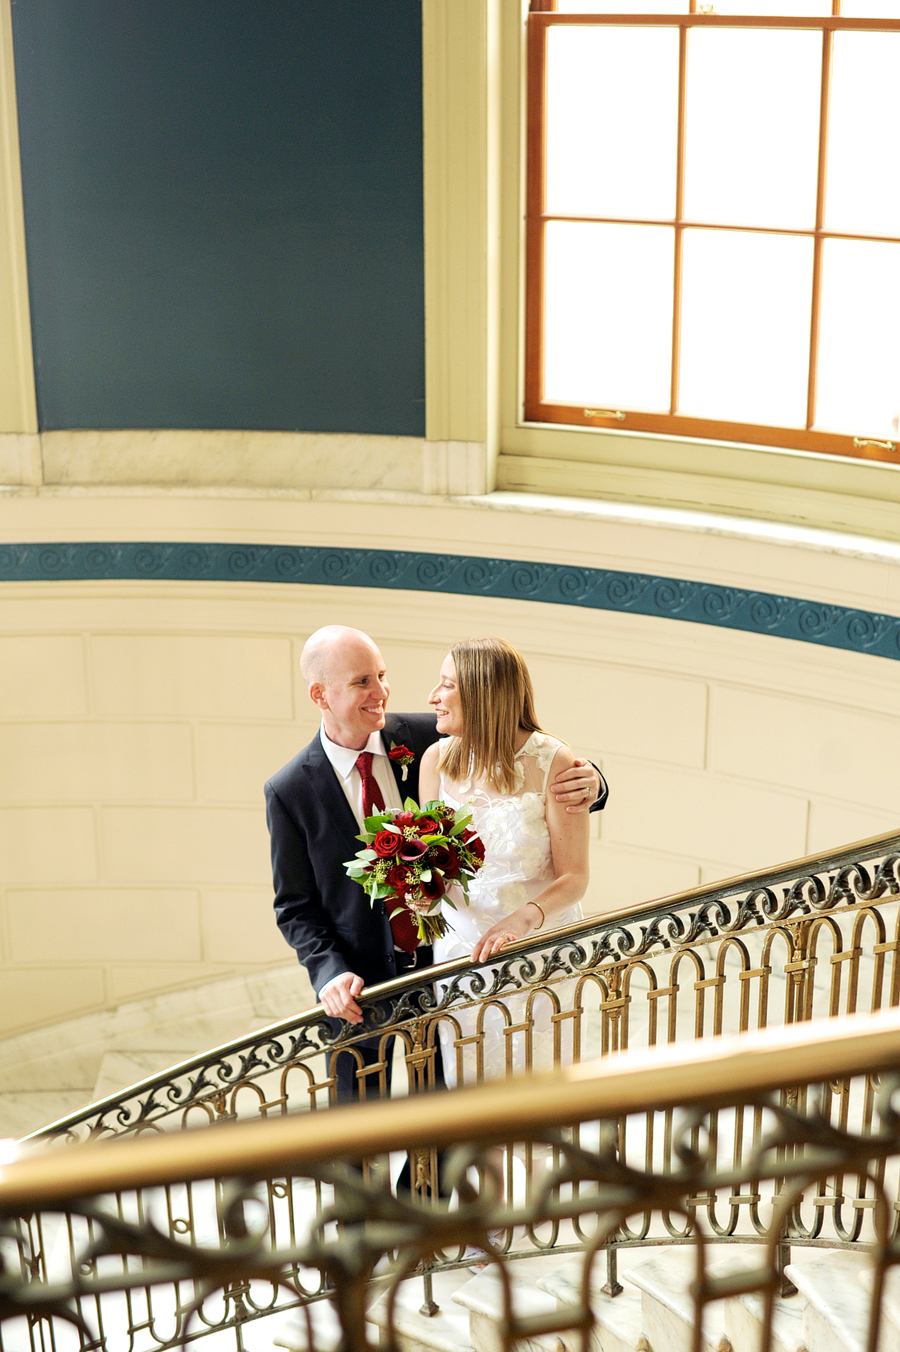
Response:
[418, 637, 589, 1088]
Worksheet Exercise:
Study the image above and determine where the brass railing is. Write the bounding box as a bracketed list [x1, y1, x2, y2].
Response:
[32, 827, 900, 1148]
[5, 1010, 900, 1352]
[14, 828, 900, 1352]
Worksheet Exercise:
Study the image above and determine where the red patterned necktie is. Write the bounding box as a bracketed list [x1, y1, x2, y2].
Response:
[355, 752, 419, 954]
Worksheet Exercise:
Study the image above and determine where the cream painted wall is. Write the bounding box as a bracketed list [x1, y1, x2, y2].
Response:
[0, 487, 898, 1039]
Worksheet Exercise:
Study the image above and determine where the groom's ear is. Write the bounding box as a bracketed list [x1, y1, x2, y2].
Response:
[308, 680, 328, 712]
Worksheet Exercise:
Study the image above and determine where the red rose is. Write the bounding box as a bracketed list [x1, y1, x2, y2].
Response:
[439, 819, 454, 834]
[399, 837, 428, 862]
[415, 818, 439, 837]
[430, 844, 460, 878]
[373, 830, 401, 857]
[462, 827, 476, 842]
[394, 812, 415, 828]
[389, 744, 413, 763]
[387, 863, 413, 891]
[420, 872, 445, 901]
[466, 835, 486, 862]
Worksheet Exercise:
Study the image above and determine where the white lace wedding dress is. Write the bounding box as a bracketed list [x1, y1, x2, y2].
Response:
[432, 731, 583, 1088]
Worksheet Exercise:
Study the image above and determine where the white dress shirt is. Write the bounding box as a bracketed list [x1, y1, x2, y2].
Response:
[319, 725, 404, 826]
[317, 725, 405, 1000]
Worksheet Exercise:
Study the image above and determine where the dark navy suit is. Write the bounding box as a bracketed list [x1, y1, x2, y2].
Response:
[265, 712, 442, 1103]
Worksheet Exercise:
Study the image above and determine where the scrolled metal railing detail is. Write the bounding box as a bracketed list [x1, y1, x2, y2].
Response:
[6, 1021, 900, 1352]
[9, 830, 900, 1352]
[22, 831, 900, 1151]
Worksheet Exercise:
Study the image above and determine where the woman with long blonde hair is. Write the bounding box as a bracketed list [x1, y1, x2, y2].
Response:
[418, 637, 589, 1087]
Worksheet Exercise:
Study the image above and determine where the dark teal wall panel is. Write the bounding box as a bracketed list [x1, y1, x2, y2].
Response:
[11, 1, 425, 434]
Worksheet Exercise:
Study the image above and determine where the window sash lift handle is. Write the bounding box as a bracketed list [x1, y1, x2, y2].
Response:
[584, 409, 626, 421]
[853, 437, 896, 452]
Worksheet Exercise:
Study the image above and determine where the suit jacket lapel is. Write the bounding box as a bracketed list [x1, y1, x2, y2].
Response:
[383, 715, 413, 800]
[302, 737, 360, 839]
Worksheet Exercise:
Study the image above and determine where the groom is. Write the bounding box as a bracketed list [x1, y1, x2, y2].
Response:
[265, 625, 605, 1102]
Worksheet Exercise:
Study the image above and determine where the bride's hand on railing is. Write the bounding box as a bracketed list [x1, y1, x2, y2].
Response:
[470, 903, 543, 962]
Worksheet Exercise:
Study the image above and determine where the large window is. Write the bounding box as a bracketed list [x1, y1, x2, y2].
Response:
[526, 0, 900, 463]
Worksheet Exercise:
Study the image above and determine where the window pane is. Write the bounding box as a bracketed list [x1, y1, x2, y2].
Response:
[825, 32, 900, 237]
[543, 221, 674, 410]
[815, 239, 900, 439]
[679, 229, 813, 425]
[840, 0, 900, 17]
[683, 29, 821, 229]
[557, 0, 687, 11]
[709, 0, 830, 14]
[545, 26, 679, 219]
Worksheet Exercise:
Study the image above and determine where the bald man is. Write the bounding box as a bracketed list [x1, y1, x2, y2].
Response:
[265, 626, 605, 1103]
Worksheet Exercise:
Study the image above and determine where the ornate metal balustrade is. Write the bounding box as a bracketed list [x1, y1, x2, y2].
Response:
[32, 828, 900, 1150]
[5, 1011, 900, 1352]
[13, 828, 900, 1352]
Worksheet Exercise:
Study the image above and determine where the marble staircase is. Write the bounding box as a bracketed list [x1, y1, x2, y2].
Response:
[274, 1240, 900, 1352]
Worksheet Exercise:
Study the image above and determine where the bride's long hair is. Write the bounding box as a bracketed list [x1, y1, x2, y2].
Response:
[437, 637, 544, 794]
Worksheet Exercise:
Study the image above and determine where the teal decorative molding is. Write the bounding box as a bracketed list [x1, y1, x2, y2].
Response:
[0, 542, 898, 660]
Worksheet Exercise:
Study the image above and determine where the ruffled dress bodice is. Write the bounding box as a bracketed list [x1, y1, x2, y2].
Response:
[433, 731, 581, 960]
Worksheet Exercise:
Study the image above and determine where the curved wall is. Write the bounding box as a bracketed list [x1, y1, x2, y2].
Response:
[1, 487, 899, 1040]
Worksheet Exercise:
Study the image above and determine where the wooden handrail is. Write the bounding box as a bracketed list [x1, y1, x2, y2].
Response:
[6, 1006, 900, 1211]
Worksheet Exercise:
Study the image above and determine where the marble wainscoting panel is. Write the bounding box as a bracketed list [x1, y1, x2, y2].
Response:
[0, 1090, 93, 1140]
[0, 963, 309, 1114]
[38, 431, 425, 492]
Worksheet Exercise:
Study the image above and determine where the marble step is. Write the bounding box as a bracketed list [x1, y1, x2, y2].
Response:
[364, 1251, 574, 1352]
[366, 1269, 478, 1352]
[537, 1256, 645, 1352]
[453, 1263, 576, 1352]
[859, 1266, 900, 1352]
[712, 1252, 807, 1352]
[785, 1251, 879, 1352]
[273, 1296, 344, 1352]
[624, 1247, 740, 1352]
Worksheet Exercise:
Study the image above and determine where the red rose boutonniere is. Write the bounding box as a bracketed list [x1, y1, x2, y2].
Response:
[388, 742, 415, 781]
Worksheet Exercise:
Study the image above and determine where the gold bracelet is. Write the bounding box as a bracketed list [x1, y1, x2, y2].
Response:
[526, 900, 545, 930]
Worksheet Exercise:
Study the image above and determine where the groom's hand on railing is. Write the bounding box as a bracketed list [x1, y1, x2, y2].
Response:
[550, 758, 603, 813]
[320, 972, 365, 1025]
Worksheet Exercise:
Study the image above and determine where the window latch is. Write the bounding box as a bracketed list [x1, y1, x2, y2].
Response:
[853, 437, 896, 452]
[584, 409, 626, 421]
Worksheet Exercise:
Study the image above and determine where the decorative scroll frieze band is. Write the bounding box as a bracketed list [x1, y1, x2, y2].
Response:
[0, 541, 897, 660]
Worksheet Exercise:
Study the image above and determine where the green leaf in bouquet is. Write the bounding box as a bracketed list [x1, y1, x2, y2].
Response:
[419, 869, 431, 882]
[404, 797, 419, 812]
[362, 811, 393, 832]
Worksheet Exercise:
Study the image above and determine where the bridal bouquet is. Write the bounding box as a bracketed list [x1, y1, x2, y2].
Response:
[344, 799, 485, 945]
